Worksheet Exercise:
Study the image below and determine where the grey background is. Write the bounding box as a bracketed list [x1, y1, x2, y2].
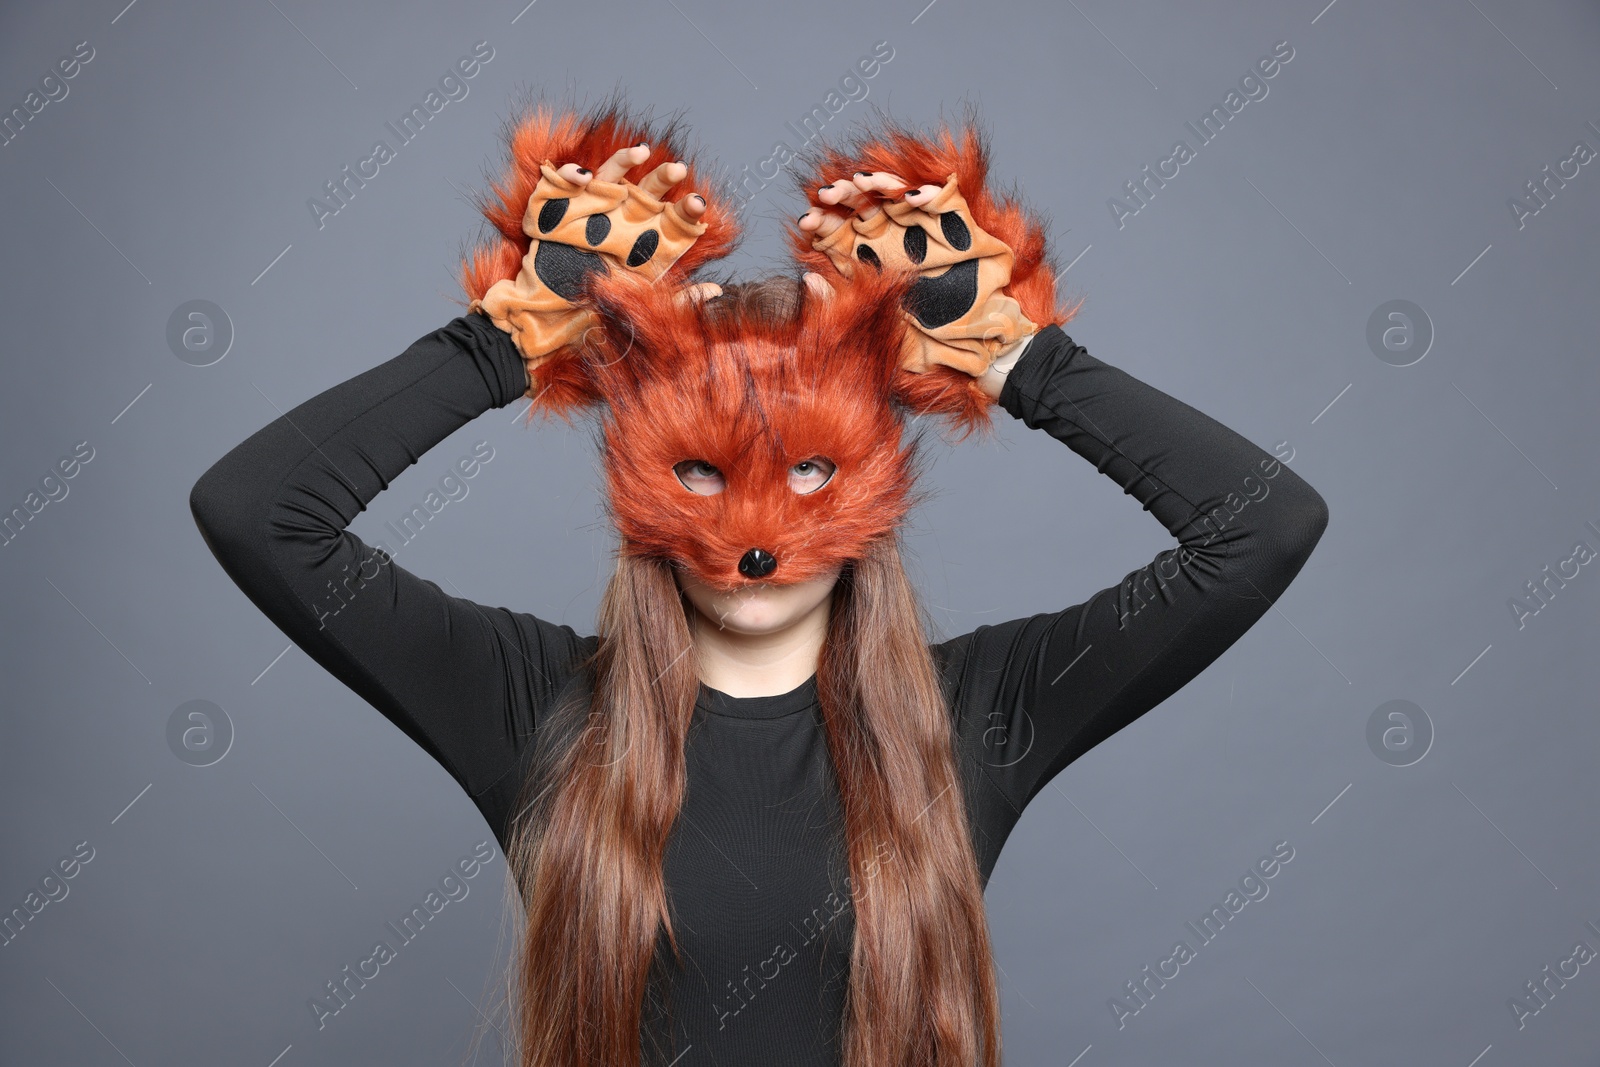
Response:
[2, 0, 1596, 1064]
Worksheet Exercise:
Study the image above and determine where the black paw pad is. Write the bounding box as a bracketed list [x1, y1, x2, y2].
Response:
[537, 198, 569, 234]
[902, 259, 978, 330]
[534, 241, 607, 300]
[903, 225, 928, 265]
[856, 244, 882, 270]
[626, 229, 660, 267]
[939, 211, 972, 252]
[586, 214, 611, 246]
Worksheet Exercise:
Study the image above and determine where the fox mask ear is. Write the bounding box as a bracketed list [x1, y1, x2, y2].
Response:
[569, 262, 919, 414]
[798, 268, 1017, 443]
[529, 261, 1001, 440]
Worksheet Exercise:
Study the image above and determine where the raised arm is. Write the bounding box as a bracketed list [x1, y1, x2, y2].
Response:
[188, 313, 594, 834]
[190, 109, 734, 844]
[938, 325, 1330, 815]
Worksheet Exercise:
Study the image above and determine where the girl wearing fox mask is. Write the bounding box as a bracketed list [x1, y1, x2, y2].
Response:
[191, 96, 1328, 1066]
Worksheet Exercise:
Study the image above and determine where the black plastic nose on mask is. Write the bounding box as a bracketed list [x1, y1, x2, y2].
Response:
[738, 548, 777, 579]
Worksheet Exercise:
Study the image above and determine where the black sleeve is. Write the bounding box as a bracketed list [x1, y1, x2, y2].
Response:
[188, 313, 595, 839]
[936, 325, 1329, 817]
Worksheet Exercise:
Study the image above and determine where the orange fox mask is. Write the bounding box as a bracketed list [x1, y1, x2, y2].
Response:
[581, 265, 933, 593]
[459, 98, 1071, 592]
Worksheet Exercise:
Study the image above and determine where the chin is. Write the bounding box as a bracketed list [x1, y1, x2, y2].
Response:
[712, 588, 804, 633]
[678, 569, 840, 635]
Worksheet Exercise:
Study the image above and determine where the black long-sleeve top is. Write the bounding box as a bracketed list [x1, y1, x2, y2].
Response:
[188, 312, 1328, 1065]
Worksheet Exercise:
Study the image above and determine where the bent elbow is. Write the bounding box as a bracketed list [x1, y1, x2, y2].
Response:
[188, 457, 263, 565]
[1276, 484, 1329, 576]
[1299, 486, 1324, 547]
[188, 469, 219, 540]
[189, 470, 232, 566]
[1300, 488, 1330, 550]
[190, 462, 234, 541]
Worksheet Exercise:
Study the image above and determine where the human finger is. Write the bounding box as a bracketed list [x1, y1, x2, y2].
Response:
[676, 281, 723, 306]
[596, 142, 650, 183]
[817, 178, 875, 217]
[849, 171, 909, 198]
[638, 159, 687, 199]
[802, 272, 835, 300]
[900, 183, 942, 206]
[669, 192, 709, 227]
[555, 162, 594, 185]
[797, 206, 844, 232]
[808, 211, 850, 240]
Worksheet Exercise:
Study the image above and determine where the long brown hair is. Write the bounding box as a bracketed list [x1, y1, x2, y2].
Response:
[491, 278, 1002, 1067]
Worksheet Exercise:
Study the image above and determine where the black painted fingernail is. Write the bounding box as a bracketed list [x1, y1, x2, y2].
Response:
[855, 171, 873, 176]
[674, 160, 686, 166]
[798, 213, 809, 223]
[691, 194, 705, 204]
[820, 184, 834, 190]
[576, 167, 591, 175]
[637, 141, 649, 147]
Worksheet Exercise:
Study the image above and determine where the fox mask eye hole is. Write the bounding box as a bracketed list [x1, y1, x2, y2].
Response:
[672, 457, 837, 496]
[673, 460, 725, 496]
[789, 457, 836, 495]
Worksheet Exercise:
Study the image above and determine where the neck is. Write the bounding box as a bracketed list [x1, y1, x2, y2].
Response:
[690, 595, 831, 698]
